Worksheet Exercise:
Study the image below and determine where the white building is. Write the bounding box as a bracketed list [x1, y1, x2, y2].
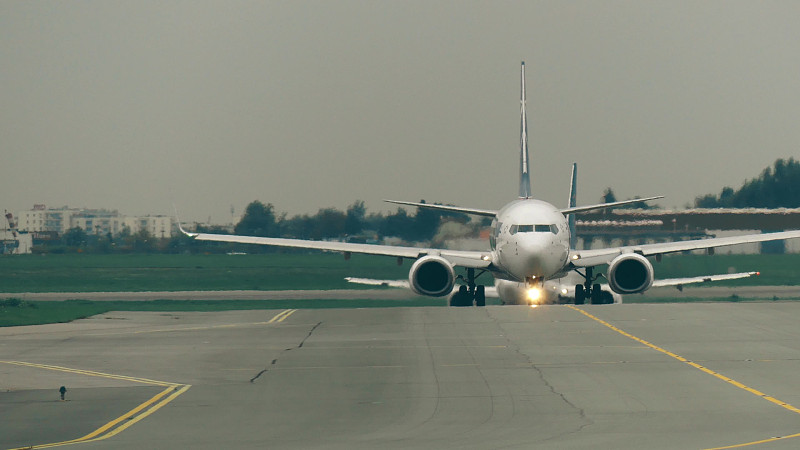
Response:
[16, 205, 174, 238]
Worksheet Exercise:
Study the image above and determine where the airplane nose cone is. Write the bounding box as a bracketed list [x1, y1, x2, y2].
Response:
[516, 237, 550, 275]
[509, 234, 566, 279]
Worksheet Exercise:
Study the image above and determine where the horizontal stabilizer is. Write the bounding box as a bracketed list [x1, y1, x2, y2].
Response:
[652, 272, 758, 288]
[384, 200, 497, 217]
[560, 196, 663, 215]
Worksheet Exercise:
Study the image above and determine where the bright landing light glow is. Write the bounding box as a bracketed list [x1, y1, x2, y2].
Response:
[526, 287, 542, 303]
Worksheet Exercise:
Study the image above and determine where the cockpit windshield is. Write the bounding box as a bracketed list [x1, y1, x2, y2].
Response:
[509, 224, 559, 235]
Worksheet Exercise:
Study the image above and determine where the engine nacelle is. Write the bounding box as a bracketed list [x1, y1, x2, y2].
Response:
[607, 253, 654, 294]
[409, 256, 456, 297]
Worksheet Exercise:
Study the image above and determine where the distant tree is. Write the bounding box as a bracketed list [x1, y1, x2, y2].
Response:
[91, 231, 114, 253]
[694, 158, 800, 208]
[62, 227, 87, 247]
[412, 200, 441, 241]
[380, 208, 416, 240]
[345, 200, 366, 235]
[235, 201, 279, 237]
[283, 214, 314, 239]
[131, 229, 155, 253]
[118, 225, 132, 240]
[719, 186, 735, 205]
[363, 212, 386, 233]
[602, 188, 617, 204]
[311, 208, 346, 239]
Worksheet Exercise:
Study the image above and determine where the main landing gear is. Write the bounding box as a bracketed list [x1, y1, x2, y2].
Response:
[450, 268, 486, 307]
[574, 267, 613, 305]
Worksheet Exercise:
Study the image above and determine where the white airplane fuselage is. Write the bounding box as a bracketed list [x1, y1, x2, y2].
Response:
[490, 199, 571, 284]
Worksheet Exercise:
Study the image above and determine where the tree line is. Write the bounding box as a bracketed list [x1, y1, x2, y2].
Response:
[224, 200, 474, 243]
[694, 158, 800, 208]
[33, 200, 475, 254]
[28, 158, 800, 254]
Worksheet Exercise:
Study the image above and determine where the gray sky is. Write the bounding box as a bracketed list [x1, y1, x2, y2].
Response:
[3, 1, 800, 224]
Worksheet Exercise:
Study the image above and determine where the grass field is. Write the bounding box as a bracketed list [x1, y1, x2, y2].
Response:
[1, 252, 798, 293]
[0, 253, 410, 292]
[1, 252, 799, 327]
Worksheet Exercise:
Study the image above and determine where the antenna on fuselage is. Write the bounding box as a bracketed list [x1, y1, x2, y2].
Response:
[519, 61, 532, 199]
[567, 163, 578, 249]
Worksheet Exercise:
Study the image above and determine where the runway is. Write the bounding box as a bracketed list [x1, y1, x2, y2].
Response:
[4, 303, 800, 449]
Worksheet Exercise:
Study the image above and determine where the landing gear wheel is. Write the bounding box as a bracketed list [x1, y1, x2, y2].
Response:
[574, 285, 585, 305]
[450, 285, 472, 307]
[475, 285, 486, 307]
[590, 283, 603, 304]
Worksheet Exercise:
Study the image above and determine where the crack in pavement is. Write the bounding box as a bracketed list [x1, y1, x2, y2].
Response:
[487, 308, 594, 438]
[250, 322, 322, 383]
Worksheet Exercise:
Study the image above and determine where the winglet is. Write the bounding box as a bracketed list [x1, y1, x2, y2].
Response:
[173, 203, 198, 237]
[519, 61, 532, 198]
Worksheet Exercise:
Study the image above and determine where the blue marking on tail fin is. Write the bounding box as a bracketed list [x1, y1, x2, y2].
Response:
[567, 163, 578, 249]
[519, 61, 531, 198]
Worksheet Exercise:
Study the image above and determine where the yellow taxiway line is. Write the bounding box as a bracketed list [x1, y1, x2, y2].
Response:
[267, 308, 297, 323]
[1, 360, 190, 449]
[1, 309, 299, 449]
[566, 305, 800, 449]
[84, 309, 299, 337]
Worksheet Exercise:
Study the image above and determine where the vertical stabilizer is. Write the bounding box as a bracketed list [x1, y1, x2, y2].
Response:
[567, 163, 578, 249]
[519, 62, 532, 198]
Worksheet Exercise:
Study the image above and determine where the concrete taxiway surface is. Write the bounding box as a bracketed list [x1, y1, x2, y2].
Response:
[4, 303, 800, 449]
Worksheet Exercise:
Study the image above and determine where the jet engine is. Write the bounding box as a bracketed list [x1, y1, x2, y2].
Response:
[409, 256, 456, 297]
[607, 253, 654, 294]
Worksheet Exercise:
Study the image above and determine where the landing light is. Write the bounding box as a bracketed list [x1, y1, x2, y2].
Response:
[560, 288, 568, 295]
[527, 287, 541, 303]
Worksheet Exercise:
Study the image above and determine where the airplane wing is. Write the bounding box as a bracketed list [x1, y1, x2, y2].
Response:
[180, 227, 493, 269]
[570, 229, 800, 267]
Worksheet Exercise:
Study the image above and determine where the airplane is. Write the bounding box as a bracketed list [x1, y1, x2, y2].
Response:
[345, 161, 759, 305]
[180, 62, 800, 306]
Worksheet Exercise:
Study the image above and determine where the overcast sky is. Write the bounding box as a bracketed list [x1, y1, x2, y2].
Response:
[3, 1, 800, 223]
